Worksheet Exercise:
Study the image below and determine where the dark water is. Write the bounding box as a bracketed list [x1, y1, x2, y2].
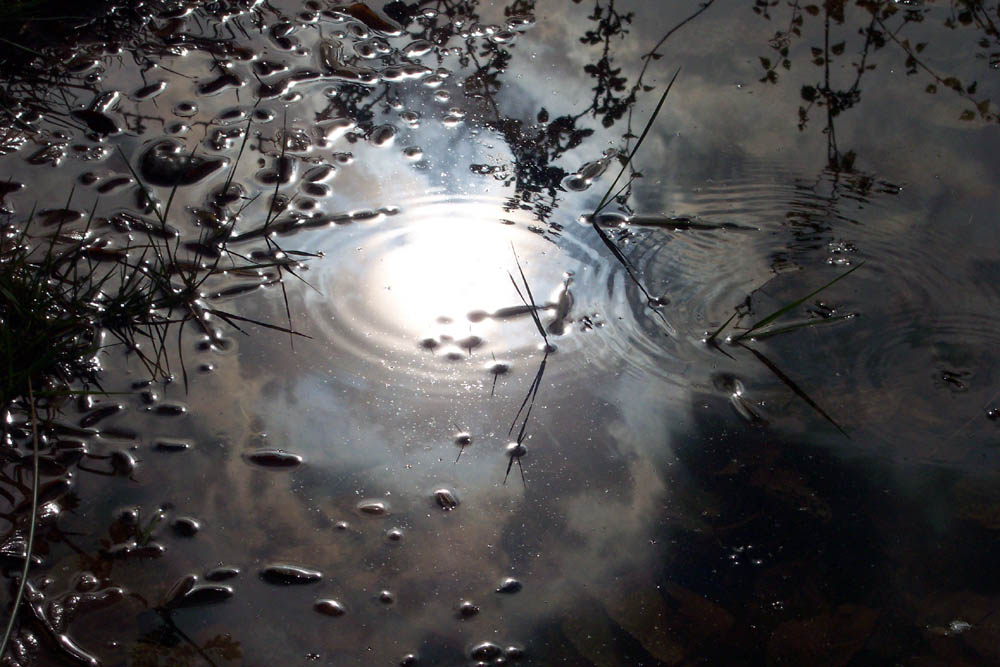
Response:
[2, 0, 1000, 664]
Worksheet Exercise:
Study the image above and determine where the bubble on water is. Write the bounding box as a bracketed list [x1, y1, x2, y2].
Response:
[470, 642, 502, 660]
[79, 404, 123, 428]
[302, 183, 331, 197]
[139, 140, 227, 187]
[387, 528, 403, 541]
[399, 654, 418, 666]
[351, 208, 384, 222]
[403, 146, 423, 161]
[423, 75, 444, 88]
[457, 600, 480, 617]
[491, 30, 517, 43]
[355, 40, 378, 58]
[197, 72, 244, 96]
[173, 102, 198, 118]
[378, 590, 395, 604]
[253, 108, 276, 123]
[506, 14, 536, 30]
[402, 40, 434, 58]
[314, 599, 347, 616]
[496, 577, 522, 594]
[562, 151, 617, 191]
[357, 499, 389, 515]
[213, 107, 247, 125]
[454, 432, 472, 446]
[319, 39, 380, 85]
[259, 564, 323, 585]
[487, 360, 511, 376]
[371, 124, 397, 148]
[205, 566, 240, 581]
[243, 449, 304, 469]
[400, 111, 420, 127]
[383, 64, 433, 81]
[152, 402, 187, 417]
[433, 488, 459, 510]
[303, 165, 336, 183]
[433, 90, 451, 103]
[505, 645, 525, 660]
[172, 517, 201, 537]
[334, 3, 402, 36]
[134, 81, 167, 100]
[153, 439, 191, 453]
[316, 118, 355, 145]
[442, 114, 463, 128]
[171, 584, 234, 608]
[506, 442, 526, 458]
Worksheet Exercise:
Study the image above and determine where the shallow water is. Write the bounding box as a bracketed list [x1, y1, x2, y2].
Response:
[2, 0, 1000, 664]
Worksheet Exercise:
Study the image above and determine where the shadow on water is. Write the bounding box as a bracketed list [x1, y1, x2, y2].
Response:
[0, 0, 999, 664]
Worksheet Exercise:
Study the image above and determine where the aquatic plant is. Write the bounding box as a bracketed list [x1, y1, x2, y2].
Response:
[706, 263, 864, 436]
[504, 247, 546, 485]
[587, 70, 680, 335]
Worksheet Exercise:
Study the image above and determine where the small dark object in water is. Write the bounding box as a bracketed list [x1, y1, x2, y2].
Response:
[506, 442, 527, 458]
[173, 584, 234, 608]
[139, 140, 227, 187]
[496, 577, 522, 594]
[205, 566, 240, 581]
[79, 404, 123, 428]
[109, 450, 136, 475]
[505, 645, 525, 660]
[470, 642, 502, 660]
[152, 402, 187, 417]
[244, 449, 304, 468]
[153, 439, 191, 452]
[434, 488, 458, 510]
[314, 599, 347, 616]
[71, 109, 120, 135]
[259, 564, 322, 585]
[338, 2, 403, 35]
[172, 517, 201, 537]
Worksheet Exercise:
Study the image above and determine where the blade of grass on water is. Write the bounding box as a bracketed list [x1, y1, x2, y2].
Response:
[748, 312, 857, 341]
[706, 310, 739, 343]
[736, 341, 848, 437]
[735, 262, 864, 341]
[594, 68, 680, 216]
[508, 246, 547, 344]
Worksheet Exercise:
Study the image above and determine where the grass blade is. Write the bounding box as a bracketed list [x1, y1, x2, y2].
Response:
[595, 68, 680, 216]
[736, 262, 863, 341]
[747, 312, 857, 341]
[737, 341, 848, 437]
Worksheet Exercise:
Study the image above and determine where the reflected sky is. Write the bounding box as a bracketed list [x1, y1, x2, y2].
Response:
[2, 0, 1000, 663]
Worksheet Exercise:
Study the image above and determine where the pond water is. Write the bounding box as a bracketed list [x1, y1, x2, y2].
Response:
[2, 0, 1000, 664]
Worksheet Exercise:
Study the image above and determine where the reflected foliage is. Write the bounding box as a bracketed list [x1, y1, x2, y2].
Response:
[754, 0, 999, 133]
